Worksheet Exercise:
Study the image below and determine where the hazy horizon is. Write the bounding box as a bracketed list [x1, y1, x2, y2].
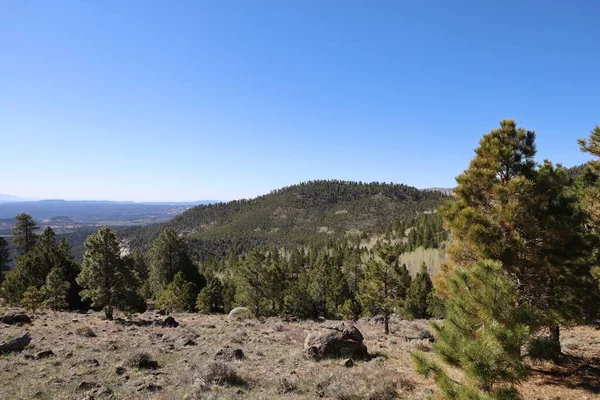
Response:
[3, 1, 598, 201]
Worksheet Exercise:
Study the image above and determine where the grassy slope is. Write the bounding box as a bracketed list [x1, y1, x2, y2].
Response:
[0, 309, 597, 399]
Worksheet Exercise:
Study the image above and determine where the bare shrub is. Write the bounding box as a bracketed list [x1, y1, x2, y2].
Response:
[200, 361, 245, 386]
[75, 326, 96, 338]
[277, 376, 298, 394]
[125, 351, 158, 369]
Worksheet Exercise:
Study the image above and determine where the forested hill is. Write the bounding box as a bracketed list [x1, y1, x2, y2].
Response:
[122, 180, 449, 259]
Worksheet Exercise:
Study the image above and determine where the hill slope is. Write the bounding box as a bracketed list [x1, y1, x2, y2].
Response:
[122, 180, 449, 259]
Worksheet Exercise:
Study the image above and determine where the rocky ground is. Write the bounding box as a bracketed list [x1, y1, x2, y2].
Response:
[0, 309, 598, 400]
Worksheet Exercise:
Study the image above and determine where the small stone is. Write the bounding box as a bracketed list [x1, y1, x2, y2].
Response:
[214, 347, 245, 361]
[77, 381, 101, 391]
[175, 337, 196, 347]
[36, 350, 55, 359]
[82, 359, 100, 367]
[340, 358, 354, 368]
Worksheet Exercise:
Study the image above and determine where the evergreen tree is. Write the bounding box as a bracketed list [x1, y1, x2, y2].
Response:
[77, 227, 140, 320]
[404, 263, 433, 319]
[578, 126, 600, 293]
[235, 249, 268, 317]
[12, 213, 39, 255]
[22, 285, 44, 314]
[56, 238, 85, 309]
[156, 271, 197, 313]
[149, 228, 200, 295]
[340, 247, 364, 321]
[358, 243, 404, 334]
[0, 237, 10, 283]
[307, 252, 343, 319]
[265, 251, 288, 315]
[440, 119, 591, 356]
[196, 276, 224, 313]
[125, 249, 152, 299]
[413, 260, 534, 400]
[42, 267, 70, 311]
[0, 268, 28, 304]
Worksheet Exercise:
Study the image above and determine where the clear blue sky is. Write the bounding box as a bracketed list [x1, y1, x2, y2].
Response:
[1, 1, 599, 202]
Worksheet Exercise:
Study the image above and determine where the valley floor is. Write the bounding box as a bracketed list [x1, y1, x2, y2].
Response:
[0, 310, 598, 399]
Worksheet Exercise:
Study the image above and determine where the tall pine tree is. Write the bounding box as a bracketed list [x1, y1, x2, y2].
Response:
[439, 119, 591, 356]
[77, 227, 141, 320]
[12, 213, 38, 255]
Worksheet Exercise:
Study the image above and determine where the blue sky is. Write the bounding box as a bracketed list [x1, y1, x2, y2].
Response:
[1, 1, 599, 202]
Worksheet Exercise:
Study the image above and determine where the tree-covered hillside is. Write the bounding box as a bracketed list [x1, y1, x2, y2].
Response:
[122, 180, 449, 260]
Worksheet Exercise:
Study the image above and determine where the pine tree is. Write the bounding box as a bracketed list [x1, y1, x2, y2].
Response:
[0, 228, 59, 303]
[42, 267, 70, 311]
[578, 126, 600, 292]
[22, 285, 44, 314]
[235, 249, 268, 317]
[404, 263, 433, 319]
[265, 251, 288, 315]
[358, 243, 404, 334]
[339, 247, 364, 321]
[56, 238, 84, 309]
[0, 237, 10, 283]
[149, 228, 200, 295]
[156, 271, 197, 313]
[440, 119, 592, 356]
[413, 260, 534, 400]
[77, 226, 140, 320]
[12, 213, 39, 255]
[307, 252, 343, 319]
[196, 276, 224, 313]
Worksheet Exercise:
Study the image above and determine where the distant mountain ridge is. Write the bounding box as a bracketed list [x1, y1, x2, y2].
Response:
[0, 194, 36, 203]
[0, 199, 220, 221]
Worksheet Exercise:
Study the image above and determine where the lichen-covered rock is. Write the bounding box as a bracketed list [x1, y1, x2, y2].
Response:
[303, 324, 368, 360]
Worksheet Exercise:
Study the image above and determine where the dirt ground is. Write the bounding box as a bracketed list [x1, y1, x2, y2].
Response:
[0, 309, 598, 399]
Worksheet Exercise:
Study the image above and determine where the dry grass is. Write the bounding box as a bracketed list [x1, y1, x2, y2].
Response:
[0, 310, 598, 399]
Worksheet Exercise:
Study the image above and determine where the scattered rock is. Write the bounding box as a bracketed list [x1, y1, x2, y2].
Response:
[214, 347, 245, 361]
[36, 350, 55, 359]
[77, 381, 101, 391]
[228, 307, 253, 320]
[138, 383, 162, 392]
[153, 316, 179, 328]
[81, 359, 100, 367]
[176, 337, 196, 347]
[93, 385, 112, 397]
[340, 358, 354, 368]
[1, 312, 32, 325]
[303, 324, 368, 360]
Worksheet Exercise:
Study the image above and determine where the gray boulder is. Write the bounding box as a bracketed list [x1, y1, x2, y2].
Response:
[304, 324, 368, 360]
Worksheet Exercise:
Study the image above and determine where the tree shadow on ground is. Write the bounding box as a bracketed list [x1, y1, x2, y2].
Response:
[531, 355, 600, 394]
